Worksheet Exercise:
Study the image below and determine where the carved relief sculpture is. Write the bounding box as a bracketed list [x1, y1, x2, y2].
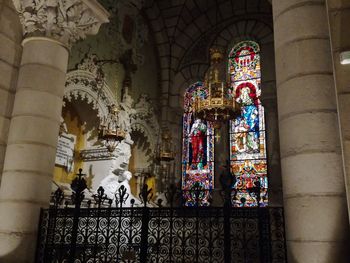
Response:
[13, 0, 110, 47]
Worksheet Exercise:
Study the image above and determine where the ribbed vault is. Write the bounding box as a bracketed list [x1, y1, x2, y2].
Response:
[142, 0, 273, 107]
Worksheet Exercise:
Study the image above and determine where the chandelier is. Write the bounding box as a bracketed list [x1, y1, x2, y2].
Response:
[155, 128, 175, 162]
[194, 48, 240, 128]
[98, 104, 126, 152]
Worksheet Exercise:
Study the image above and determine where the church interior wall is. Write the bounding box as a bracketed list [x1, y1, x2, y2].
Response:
[54, 99, 101, 189]
[68, 0, 160, 104]
[51, 0, 162, 200]
[0, 0, 349, 262]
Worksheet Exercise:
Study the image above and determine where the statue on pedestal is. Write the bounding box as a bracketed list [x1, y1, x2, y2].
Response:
[98, 135, 139, 207]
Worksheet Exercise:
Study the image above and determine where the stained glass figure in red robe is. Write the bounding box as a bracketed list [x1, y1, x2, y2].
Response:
[189, 119, 207, 169]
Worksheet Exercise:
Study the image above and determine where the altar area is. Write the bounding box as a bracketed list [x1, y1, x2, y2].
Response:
[52, 55, 161, 207]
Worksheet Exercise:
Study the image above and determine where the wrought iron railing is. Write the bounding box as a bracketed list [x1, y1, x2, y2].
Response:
[35, 169, 287, 263]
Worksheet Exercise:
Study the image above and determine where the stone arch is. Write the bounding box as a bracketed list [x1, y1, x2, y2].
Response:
[64, 71, 115, 119]
[64, 61, 116, 119]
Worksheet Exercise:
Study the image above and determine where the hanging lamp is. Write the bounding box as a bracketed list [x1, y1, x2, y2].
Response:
[193, 0, 240, 128]
[155, 128, 175, 162]
[98, 104, 126, 152]
[194, 48, 240, 128]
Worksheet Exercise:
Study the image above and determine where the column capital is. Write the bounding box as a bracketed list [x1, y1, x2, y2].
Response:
[12, 0, 109, 48]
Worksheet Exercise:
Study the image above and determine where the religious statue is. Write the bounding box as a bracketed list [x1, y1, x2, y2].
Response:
[119, 90, 136, 133]
[98, 159, 138, 207]
[189, 119, 207, 169]
[96, 130, 138, 207]
[114, 136, 132, 169]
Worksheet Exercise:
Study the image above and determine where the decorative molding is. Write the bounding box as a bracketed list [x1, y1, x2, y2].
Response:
[80, 148, 114, 162]
[63, 56, 160, 163]
[64, 54, 115, 118]
[13, 0, 109, 47]
[131, 94, 160, 152]
[80, 136, 133, 162]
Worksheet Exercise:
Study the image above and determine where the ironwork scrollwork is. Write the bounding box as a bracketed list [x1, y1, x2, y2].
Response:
[70, 168, 87, 207]
[92, 186, 110, 207]
[51, 187, 64, 208]
[37, 169, 287, 263]
[139, 183, 153, 206]
[115, 185, 130, 208]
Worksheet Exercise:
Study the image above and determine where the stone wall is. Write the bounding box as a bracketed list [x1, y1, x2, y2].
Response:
[68, 0, 160, 104]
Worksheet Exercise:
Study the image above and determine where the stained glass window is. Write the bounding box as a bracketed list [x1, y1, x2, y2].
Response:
[182, 82, 215, 206]
[229, 41, 268, 207]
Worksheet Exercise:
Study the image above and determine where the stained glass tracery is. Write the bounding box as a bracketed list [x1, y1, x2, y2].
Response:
[182, 82, 214, 206]
[229, 41, 268, 207]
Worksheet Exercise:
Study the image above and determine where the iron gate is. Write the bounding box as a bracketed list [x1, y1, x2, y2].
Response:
[35, 171, 287, 263]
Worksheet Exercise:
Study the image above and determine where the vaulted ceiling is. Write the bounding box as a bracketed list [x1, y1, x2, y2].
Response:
[142, 0, 273, 104]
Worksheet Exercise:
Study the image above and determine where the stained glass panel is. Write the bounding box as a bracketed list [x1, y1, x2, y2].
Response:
[229, 41, 268, 207]
[182, 82, 215, 206]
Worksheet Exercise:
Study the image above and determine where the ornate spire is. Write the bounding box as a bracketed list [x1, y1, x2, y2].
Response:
[13, 0, 109, 47]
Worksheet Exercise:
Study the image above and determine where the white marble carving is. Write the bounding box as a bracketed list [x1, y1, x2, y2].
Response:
[119, 90, 136, 133]
[62, 62, 160, 201]
[85, 135, 134, 190]
[64, 54, 115, 119]
[99, 169, 138, 207]
[97, 138, 140, 207]
[13, 0, 109, 47]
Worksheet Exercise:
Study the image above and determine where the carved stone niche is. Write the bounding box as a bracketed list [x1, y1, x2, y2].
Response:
[64, 54, 115, 120]
[57, 55, 161, 200]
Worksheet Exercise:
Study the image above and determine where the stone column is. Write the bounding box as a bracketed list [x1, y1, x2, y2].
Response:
[326, 0, 350, 220]
[0, 1, 109, 262]
[0, 0, 22, 183]
[272, 0, 350, 262]
[263, 98, 283, 206]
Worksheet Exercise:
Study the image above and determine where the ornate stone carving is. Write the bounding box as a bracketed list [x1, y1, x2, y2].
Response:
[131, 94, 160, 152]
[64, 54, 115, 118]
[119, 90, 136, 133]
[96, 135, 140, 206]
[13, 0, 109, 47]
[80, 134, 133, 161]
[80, 148, 114, 161]
[77, 54, 103, 77]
